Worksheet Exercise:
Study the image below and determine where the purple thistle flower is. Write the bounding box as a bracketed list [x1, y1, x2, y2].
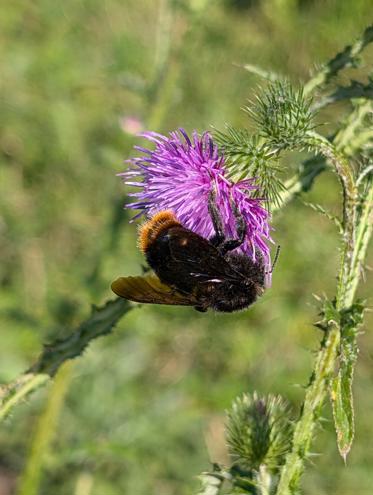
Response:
[119, 129, 273, 285]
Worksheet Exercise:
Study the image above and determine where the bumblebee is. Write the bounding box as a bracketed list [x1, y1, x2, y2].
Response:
[111, 194, 270, 312]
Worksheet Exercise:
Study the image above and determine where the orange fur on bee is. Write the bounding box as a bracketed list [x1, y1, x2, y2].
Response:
[138, 211, 181, 253]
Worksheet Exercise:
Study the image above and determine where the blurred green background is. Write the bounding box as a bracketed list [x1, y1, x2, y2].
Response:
[0, 1, 372, 494]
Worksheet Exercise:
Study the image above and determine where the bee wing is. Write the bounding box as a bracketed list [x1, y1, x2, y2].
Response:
[111, 273, 197, 306]
[167, 228, 242, 281]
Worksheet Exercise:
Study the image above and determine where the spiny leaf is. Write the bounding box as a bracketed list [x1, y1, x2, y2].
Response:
[240, 63, 281, 82]
[330, 369, 355, 462]
[330, 302, 365, 460]
[304, 24, 373, 94]
[312, 80, 373, 110]
[356, 163, 373, 188]
[29, 297, 131, 376]
[198, 472, 224, 495]
[322, 298, 341, 327]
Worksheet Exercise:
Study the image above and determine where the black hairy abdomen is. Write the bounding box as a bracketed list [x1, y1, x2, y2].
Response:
[196, 280, 259, 312]
[145, 228, 265, 313]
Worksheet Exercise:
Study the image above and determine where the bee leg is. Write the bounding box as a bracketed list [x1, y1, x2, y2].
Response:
[266, 245, 281, 274]
[208, 190, 225, 247]
[219, 195, 247, 254]
[208, 189, 247, 253]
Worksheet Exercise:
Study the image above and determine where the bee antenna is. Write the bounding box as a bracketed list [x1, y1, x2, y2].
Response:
[267, 245, 280, 274]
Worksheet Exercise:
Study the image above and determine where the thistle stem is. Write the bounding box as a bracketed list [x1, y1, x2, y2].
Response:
[345, 182, 373, 306]
[276, 164, 372, 495]
[276, 327, 340, 495]
[17, 363, 73, 495]
[0, 374, 50, 422]
[306, 132, 358, 308]
[0, 298, 131, 421]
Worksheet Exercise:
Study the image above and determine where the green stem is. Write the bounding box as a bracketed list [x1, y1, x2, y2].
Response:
[17, 362, 74, 495]
[0, 298, 131, 421]
[333, 100, 373, 155]
[345, 182, 373, 306]
[306, 132, 357, 308]
[276, 167, 372, 495]
[276, 326, 340, 495]
[0, 374, 49, 422]
[256, 465, 272, 495]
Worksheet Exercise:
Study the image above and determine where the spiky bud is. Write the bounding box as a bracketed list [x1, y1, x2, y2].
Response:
[246, 81, 315, 150]
[226, 392, 293, 472]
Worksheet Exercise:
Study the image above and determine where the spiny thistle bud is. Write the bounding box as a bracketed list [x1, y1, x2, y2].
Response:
[246, 81, 315, 150]
[226, 392, 293, 472]
[214, 127, 285, 208]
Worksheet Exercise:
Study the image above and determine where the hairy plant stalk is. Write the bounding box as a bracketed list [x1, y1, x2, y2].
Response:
[346, 182, 373, 305]
[333, 100, 373, 154]
[256, 465, 272, 495]
[276, 326, 340, 495]
[0, 374, 50, 422]
[306, 132, 358, 308]
[276, 164, 372, 495]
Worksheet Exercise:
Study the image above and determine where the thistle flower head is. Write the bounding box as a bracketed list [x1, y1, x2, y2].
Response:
[120, 129, 273, 283]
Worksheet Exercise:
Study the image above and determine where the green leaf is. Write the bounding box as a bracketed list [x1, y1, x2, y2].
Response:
[323, 299, 341, 326]
[304, 24, 373, 95]
[312, 80, 373, 110]
[240, 63, 281, 82]
[330, 364, 355, 462]
[198, 473, 224, 495]
[330, 302, 365, 460]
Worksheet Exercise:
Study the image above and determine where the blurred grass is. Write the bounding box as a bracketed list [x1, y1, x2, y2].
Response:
[0, 1, 372, 494]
